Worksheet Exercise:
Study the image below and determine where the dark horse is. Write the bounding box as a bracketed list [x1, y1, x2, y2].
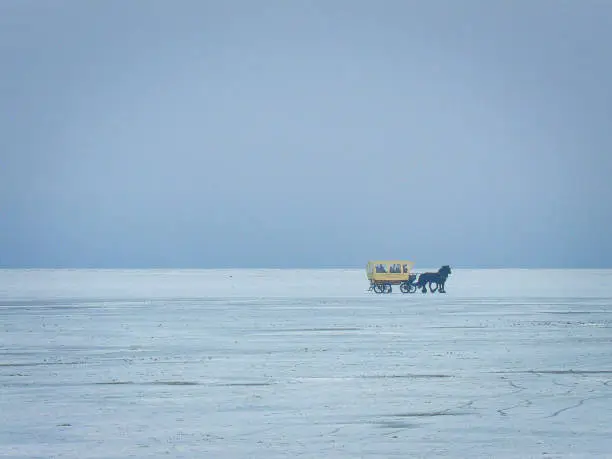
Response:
[416, 265, 452, 293]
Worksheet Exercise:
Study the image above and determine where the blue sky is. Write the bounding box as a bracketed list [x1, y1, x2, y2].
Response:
[1, 0, 611, 268]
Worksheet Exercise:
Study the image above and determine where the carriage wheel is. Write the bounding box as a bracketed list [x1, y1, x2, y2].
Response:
[408, 283, 417, 293]
[429, 282, 439, 293]
[400, 282, 409, 294]
[373, 284, 383, 294]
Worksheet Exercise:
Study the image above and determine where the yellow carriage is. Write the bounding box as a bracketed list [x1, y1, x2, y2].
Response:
[366, 260, 418, 294]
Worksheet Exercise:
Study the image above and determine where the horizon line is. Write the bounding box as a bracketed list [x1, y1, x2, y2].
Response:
[0, 266, 609, 270]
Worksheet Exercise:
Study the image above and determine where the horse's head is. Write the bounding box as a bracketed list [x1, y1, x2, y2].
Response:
[439, 265, 451, 276]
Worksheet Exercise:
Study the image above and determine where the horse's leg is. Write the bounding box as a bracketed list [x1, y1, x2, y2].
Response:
[417, 276, 426, 293]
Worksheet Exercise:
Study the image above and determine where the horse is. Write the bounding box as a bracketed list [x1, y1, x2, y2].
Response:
[416, 265, 452, 293]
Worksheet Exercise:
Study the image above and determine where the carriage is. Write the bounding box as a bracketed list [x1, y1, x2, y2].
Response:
[366, 261, 452, 294]
[366, 260, 418, 294]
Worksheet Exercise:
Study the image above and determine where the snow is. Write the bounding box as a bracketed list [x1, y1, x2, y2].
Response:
[1, 269, 611, 458]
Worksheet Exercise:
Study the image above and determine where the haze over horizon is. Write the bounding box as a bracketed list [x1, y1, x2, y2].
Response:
[2, 1, 611, 269]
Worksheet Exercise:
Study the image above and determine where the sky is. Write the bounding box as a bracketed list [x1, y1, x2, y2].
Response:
[1, 0, 611, 269]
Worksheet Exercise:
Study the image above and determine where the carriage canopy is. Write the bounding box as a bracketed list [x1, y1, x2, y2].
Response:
[366, 260, 415, 282]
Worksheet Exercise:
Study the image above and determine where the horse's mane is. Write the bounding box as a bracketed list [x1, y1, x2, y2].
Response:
[437, 265, 451, 279]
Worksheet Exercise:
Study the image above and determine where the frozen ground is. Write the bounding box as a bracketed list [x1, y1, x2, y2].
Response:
[1, 269, 611, 458]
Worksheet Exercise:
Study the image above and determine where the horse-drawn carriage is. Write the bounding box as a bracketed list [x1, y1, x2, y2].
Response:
[366, 260, 451, 294]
